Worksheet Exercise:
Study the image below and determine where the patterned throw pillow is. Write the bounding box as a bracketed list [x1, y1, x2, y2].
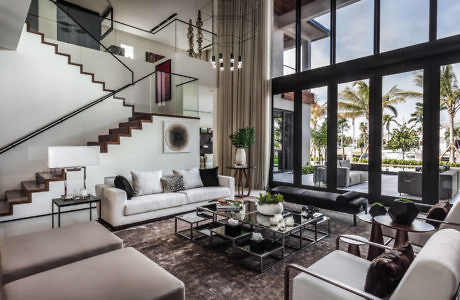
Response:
[161, 176, 185, 192]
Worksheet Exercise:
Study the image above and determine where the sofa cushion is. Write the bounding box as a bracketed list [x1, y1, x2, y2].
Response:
[0, 222, 122, 285]
[124, 193, 187, 216]
[131, 170, 162, 196]
[114, 175, 134, 199]
[161, 176, 185, 193]
[3, 247, 185, 300]
[336, 191, 360, 206]
[353, 170, 368, 182]
[293, 250, 371, 300]
[173, 167, 203, 190]
[200, 167, 220, 187]
[180, 187, 231, 204]
[349, 172, 362, 186]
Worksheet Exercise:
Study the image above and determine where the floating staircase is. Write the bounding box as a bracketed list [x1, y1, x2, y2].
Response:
[87, 112, 153, 153]
[0, 170, 64, 216]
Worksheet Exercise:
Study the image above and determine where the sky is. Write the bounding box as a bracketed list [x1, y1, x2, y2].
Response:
[286, 0, 460, 139]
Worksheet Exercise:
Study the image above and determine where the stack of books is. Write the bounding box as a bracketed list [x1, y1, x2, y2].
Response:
[216, 199, 242, 212]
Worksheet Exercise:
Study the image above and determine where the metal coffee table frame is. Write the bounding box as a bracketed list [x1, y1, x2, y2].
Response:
[174, 203, 330, 273]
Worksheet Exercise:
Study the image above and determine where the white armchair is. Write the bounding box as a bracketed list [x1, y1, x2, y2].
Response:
[285, 229, 460, 300]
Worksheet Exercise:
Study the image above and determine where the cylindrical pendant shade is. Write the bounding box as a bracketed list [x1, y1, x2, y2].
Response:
[48, 146, 100, 168]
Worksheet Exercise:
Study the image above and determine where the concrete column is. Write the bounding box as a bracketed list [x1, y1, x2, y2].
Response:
[271, 26, 284, 78]
[301, 39, 311, 71]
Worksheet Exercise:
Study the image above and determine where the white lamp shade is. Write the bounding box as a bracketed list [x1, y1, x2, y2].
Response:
[48, 146, 100, 168]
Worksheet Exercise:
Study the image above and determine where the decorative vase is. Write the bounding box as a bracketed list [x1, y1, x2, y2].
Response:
[369, 204, 387, 218]
[388, 200, 419, 226]
[257, 203, 284, 216]
[235, 148, 247, 166]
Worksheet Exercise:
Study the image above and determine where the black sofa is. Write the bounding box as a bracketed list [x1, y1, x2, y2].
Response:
[269, 186, 368, 225]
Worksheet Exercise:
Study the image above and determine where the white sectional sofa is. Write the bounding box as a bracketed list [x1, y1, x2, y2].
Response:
[96, 175, 234, 229]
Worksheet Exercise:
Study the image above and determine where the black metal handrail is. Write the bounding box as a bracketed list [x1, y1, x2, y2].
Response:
[50, 0, 135, 83]
[0, 70, 199, 155]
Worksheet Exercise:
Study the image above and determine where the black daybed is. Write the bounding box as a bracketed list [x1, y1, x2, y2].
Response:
[269, 186, 368, 225]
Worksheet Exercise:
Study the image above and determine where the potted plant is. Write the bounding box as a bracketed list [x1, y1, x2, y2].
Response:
[229, 126, 255, 166]
[257, 192, 284, 215]
[369, 202, 387, 218]
[388, 198, 419, 226]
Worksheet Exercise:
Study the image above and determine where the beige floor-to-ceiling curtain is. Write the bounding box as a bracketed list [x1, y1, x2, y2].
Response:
[215, 0, 271, 189]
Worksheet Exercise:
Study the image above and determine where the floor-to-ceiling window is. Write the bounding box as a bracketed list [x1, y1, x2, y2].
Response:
[381, 71, 424, 200]
[272, 92, 295, 184]
[270, 0, 460, 205]
[337, 79, 370, 193]
[302, 86, 328, 187]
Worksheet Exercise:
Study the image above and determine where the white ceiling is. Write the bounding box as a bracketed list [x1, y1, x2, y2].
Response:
[66, 0, 214, 50]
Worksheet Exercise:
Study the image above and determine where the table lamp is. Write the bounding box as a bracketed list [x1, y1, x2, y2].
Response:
[48, 146, 100, 200]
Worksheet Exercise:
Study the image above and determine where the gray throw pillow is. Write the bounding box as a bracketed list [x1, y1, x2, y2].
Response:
[161, 176, 185, 192]
[131, 170, 162, 196]
[173, 167, 203, 190]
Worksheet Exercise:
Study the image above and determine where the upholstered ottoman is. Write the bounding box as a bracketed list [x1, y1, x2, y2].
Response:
[0, 221, 122, 285]
[3, 247, 185, 300]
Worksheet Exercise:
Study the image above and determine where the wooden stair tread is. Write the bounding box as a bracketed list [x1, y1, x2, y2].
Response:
[0, 200, 10, 216]
[21, 181, 46, 192]
[36, 171, 64, 182]
[5, 190, 28, 203]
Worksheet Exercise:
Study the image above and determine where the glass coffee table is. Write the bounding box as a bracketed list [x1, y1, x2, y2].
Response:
[174, 200, 330, 273]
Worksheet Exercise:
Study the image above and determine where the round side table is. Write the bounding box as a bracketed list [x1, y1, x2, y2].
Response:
[359, 214, 385, 260]
[339, 234, 367, 257]
[374, 215, 435, 247]
[226, 166, 255, 198]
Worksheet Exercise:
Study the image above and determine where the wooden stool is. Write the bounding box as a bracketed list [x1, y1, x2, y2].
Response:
[340, 234, 367, 257]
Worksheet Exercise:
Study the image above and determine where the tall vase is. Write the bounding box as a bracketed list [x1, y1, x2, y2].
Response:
[235, 148, 247, 166]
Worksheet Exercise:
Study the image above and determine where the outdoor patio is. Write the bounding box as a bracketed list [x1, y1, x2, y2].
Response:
[273, 172, 421, 200]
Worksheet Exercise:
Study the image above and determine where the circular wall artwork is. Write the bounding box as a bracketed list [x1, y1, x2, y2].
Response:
[164, 122, 191, 152]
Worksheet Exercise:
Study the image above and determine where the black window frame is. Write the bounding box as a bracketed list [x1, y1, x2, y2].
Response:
[270, 0, 460, 206]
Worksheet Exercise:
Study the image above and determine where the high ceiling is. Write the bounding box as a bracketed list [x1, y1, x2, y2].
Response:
[274, 0, 314, 16]
[65, 0, 213, 50]
[66, 0, 213, 31]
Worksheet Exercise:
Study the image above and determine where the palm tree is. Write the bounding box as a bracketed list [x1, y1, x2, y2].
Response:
[383, 114, 399, 144]
[337, 118, 350, 159]
[415, 65, 460, 163]
[339, 81, 422, 156]
[310, 100, 327, 131]
[408, 102, 423, 128]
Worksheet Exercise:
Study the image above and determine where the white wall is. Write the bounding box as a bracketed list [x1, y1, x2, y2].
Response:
[0, 115, 200, 221]
[0, 26, 109, 147]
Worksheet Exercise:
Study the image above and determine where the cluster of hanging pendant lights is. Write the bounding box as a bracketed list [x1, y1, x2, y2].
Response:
[211, 53, 242, 71]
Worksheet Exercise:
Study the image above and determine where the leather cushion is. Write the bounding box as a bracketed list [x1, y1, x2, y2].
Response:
[114, 175, 134, 199]
[336, 191, 360, 206]
[364, 242, 415, 298]
[426, 201, 451, 226]
[199, 167, 220, 187]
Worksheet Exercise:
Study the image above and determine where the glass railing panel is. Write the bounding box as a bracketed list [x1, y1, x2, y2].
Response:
[27, 0, 134, 90]
[116, 71, 199, 118]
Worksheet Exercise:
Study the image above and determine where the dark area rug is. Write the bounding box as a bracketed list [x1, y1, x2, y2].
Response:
[114, 207, 372, 300]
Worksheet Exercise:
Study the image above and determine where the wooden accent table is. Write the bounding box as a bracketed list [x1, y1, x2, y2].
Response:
[374, 215, 435, 247]
[359, 214, 385, 260]
[226, 166, 255, 198]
